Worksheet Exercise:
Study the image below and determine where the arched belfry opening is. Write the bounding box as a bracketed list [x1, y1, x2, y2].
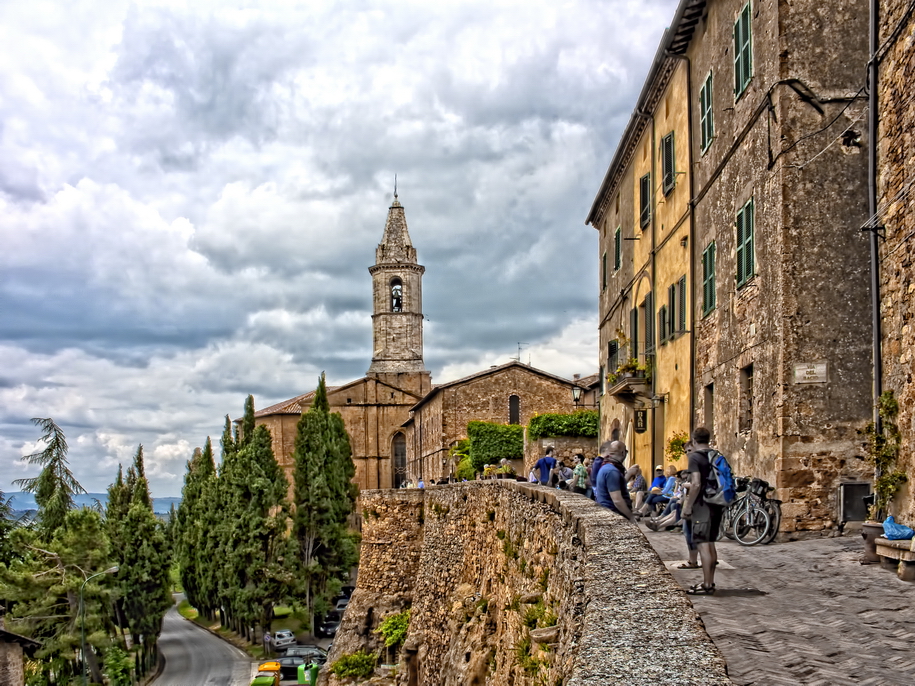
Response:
[509, 394, 521, 424]
[391, 278, 403, 312]
[392, 433, 407, 488]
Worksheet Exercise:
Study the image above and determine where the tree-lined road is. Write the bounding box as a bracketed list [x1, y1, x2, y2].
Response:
[153, 599, 253, 686]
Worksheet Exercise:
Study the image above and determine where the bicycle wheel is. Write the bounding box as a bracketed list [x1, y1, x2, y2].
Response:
[762, 499, 781, 544]
[721, 498, 742, 540]
[734, 507, 770, 546]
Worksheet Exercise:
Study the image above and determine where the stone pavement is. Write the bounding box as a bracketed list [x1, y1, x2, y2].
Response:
[641, 524, 915, 685]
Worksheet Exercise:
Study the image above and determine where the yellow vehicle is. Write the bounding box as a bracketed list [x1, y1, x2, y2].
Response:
[258, 661, 282, 673]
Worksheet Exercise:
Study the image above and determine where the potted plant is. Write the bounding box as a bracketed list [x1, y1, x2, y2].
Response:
[665, 430, 690, 462]
[615, 358, 641, 378]
[497, 462, 515, 479]
[859, 391, 908, 562]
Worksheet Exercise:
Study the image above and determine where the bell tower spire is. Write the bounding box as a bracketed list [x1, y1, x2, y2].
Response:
[368, 193, 428, 376]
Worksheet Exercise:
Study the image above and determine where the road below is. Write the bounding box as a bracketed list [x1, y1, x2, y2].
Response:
[153, 599, 253, 686]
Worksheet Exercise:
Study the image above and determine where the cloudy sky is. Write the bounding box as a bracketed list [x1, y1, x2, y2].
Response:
[1, 0, 679, 497]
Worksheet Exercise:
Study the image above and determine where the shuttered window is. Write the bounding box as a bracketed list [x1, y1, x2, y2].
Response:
[702, 242, 717, 315]
[608, 339, 619, 373]
[734, 3, 753, 97]
[678, 275, 687, 332]
[736, 198, 755, 287]
[661, 132, 676, 195]
[658, 305, 668, 343]
[614, 227, 622, 270]
[699, 71, 714, 152]
[639, 173, 651, 228]
[629, 307, 639, 360]
[602, 252, 607, 290]
[644, 292, 655, 353]
[668, 284, 677, 338]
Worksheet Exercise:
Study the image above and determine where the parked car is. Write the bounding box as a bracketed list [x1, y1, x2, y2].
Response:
[283, 644, 327, 658]
[334, 598, 350, 611]
[315, 611, 341, 638]
[278, 654, 326, 679]
[272, 629, 296, 649]
[341, 585, 355, 597]
[250, 670, 280, 686]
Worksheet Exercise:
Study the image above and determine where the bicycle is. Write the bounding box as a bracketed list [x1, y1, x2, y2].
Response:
[733, 478, 772, 546]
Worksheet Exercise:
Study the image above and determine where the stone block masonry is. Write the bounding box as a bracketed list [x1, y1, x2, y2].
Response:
[325, 482, 727, 685]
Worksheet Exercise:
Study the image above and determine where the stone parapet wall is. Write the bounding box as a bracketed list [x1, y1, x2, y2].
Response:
[325, 482, 727, 685]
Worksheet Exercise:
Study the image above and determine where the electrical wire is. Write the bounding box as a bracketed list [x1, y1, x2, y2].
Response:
[788, 107, 869, 170]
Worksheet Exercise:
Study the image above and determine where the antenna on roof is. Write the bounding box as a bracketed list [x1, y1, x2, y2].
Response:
[514, 342, 528, 362]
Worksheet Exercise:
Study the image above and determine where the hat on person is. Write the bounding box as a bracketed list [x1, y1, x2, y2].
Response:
[654, 465, 663, 472]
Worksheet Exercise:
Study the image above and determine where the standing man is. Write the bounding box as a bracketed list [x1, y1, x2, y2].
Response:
[681, 426, 722, 595]
[593, 441, 637, 522]
[534, 446, 557, 486]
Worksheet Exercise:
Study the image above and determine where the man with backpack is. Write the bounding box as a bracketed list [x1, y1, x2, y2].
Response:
[681, 426, 727, 595]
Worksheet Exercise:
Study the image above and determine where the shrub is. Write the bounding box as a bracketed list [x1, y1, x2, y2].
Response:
[376, 609, 411, 648]
[527, 411, 599, 441]
[467, 421, 524, 472]
[330, 650, 377, 678]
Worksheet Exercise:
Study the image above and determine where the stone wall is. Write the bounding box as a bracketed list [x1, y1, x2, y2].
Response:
[324, 482, 727, 685]
[877, 0, 915, 525]
[0, 641, 24, 686]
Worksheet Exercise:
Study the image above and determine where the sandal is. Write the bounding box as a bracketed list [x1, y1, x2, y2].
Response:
[686, 583, 715, 595]
[677, 562, 701, 569]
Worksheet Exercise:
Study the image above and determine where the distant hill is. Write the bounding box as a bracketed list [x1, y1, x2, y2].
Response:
[5, 492, 181, 515]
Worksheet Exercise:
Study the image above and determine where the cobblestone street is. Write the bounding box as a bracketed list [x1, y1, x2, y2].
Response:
[642, 525, 915, 685]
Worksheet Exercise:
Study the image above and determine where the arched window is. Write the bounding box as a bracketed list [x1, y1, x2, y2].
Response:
[391, 278, 403, 312]
[392, 433, 407, 488]
[509, 394, 521, 425]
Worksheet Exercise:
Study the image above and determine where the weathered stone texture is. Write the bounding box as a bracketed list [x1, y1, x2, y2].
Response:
[0, 641, 25, 686]
[325, 483, 727, 686]
[877, 0, 915, 524]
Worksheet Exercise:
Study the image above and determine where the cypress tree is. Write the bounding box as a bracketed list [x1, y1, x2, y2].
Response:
[289, 373, 358, 631]
[13, 417, 86, 537]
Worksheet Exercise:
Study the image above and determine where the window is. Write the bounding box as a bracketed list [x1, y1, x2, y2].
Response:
[702, 242, 717, 315]
[704, 383, 715, 435]
[661, 132, 676, 195]
[736, 198, 755, 287]
[739, 364, 754, 432]
[734, 3, 753, 97]
[629, 307, 639, 360]
[509, 395, 520, 425]
[614, 227, 622, 270]
[608, 339, 619, 373]
[699, 71, 714, 151]
[658, 305, 669, 343]
[668, 284, 677, 338]
[639, 173, 651, 228]
[642, 292, 655, 353]
[391, 278, 403, 312]
[678, 275, 687, 332]
[602, 252, 608, 290]
[600, 365, 605, 395]
[392, 433, 407, 488]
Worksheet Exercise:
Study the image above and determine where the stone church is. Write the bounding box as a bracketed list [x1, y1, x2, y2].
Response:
[254, 194, 594, 492]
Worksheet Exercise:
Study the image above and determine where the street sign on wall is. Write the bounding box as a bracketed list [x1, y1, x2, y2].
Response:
[794, 362, 828, 384]
[634, 409, 648, 433]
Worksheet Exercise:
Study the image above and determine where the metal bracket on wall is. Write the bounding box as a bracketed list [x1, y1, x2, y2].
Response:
[860, 223, 886, 240]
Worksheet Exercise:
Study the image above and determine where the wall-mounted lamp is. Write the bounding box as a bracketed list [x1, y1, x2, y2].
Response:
[680, 236, 689, 247]
[572, 386, 583, 408]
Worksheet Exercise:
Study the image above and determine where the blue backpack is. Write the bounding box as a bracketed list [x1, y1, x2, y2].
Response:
[703, 450, 737, 506]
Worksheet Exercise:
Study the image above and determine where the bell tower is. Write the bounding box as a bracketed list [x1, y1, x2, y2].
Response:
[368, 193, 429, 379]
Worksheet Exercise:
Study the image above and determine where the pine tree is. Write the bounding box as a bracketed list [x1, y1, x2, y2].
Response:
[175, 443, 215, 615]
[241, 394, 256, 447]
[14, 417, 86, 537]
[289, 374, 359, 631]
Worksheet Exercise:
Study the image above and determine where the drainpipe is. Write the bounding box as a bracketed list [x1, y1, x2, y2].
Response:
[635, 107, 656, 472]
[868, 0, 882, 432]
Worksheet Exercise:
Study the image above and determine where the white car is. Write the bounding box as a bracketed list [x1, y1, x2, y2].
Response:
[272, 629, 296, 649]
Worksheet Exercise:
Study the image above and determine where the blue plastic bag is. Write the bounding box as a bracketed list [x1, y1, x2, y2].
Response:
[883, 515, 915, 540]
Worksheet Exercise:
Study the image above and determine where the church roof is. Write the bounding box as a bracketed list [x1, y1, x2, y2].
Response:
[376, 194, 417, 264]
[254, 388, 339, 417]
[407, 360, 588, 413]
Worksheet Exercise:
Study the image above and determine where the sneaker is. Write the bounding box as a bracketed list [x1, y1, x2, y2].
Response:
[645, 519, 660, 532]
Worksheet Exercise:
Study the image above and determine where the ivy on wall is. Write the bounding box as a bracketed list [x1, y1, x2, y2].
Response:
[467, 421, 524, 472]
[527, 410, 599, 441]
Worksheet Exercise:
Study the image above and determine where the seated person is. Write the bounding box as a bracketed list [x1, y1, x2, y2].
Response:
[637, 465, 678, 517]
[627, 465, 647, 510]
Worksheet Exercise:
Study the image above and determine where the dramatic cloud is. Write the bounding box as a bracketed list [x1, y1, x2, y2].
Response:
[0, 0, 679, 496]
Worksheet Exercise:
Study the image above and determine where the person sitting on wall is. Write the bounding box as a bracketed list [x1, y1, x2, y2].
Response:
[627, 464, 647, 510]
[645, 470, 690, 531]
[553, 460, 573, 489]
[534, 446, 557, 486]
[593, 441, 637, 522]
[649, 465, 666, 491]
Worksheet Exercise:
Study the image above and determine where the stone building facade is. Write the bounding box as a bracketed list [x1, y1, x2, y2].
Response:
[0, 626, 40, 686]
[402, 361, 594, 482]
[876, 0, 915, 524]
[589, 0, 876, 534]
[255, 195, 431, 492]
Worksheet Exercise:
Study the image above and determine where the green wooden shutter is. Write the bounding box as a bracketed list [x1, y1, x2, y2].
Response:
[662, 133, 676, 194]
[645, 292, 654, 352]
[736, 208, 746, 285]
[658, 305, 667, 342]
[734, 3, 752, 96]
[678, 276, 687, 332]
[744, 198, 754, 281]
[629, 307, 639, 360]
[703, 242, 716, 314]
[609, 340, 619, 372]
[668, 284, 676, 337]
[614, 227, 622, 270]
[602, 252, 607, 290]
[700, 72, 714, 151]
[640, 174, 651, 228]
